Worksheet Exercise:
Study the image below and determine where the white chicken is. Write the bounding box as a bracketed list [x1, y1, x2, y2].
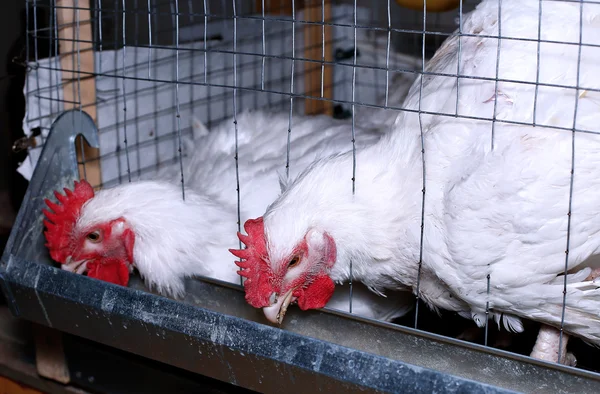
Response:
[230, 0, 600, 365]
[42, 109, 414, 322]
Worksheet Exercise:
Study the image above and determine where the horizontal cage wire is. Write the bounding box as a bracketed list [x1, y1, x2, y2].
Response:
[13, 0, 600, 388]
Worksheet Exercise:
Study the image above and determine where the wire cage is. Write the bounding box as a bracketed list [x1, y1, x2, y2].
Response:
[20, 0, 437, 188]
[4, 0, 600, 393]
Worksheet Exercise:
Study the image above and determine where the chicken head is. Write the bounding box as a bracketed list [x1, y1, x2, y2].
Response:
[230, 216, 337, 324]
[43, 180, 134, 287]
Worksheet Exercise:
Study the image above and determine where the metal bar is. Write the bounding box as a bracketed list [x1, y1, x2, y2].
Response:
[286, 0, 295, 180]
[414, 0, 427, 330]
[558, 0, 585, 364]
[147, 0, 152, 77]
[385, 0, 391, 107]
[232, 0, 242, 286]
[174, 0, 185, 199]
[349, 0, 358, 314]
[122, 0, 132, 183]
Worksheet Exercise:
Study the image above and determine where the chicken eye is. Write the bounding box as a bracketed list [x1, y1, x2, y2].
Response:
[86, 231, 102, 243]
[288, 256, 300, 269]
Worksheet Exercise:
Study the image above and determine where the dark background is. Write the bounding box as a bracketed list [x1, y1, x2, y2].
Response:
[0, 0, 29, 253]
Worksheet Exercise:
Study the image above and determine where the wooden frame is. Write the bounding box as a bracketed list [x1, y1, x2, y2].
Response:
[302, 0, 333, 116]
[257, 0, 333, 116]
[256, 0, 305, 15]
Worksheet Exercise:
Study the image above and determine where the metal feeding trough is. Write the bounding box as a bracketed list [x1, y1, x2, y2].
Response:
[2, 110, 600, 394]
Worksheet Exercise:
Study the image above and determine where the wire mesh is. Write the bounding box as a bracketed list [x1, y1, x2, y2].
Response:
[20, 0, 456, 189]
[17, 0, 600, 378]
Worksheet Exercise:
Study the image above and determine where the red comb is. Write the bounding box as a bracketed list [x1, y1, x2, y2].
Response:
[229, 217, 274, 308]
[42, 179, 95, 263]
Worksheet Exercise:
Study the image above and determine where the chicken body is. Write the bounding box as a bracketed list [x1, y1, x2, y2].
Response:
[44, 109, 414, 322]
[232, 0, 600, 358]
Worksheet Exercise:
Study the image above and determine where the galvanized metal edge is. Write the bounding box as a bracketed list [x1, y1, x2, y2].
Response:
[2, 257, 516, 394]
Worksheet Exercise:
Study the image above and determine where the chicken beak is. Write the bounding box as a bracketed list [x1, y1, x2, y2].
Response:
[263, 289, 296, 325]
[63, 256, 88, 274]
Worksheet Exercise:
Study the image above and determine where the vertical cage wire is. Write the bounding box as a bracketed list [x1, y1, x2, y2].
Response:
[150, 0, 160, 175]
[169, 0, 178, 173]
[532, 0, 542, 127]
[112, 0, 122, 183]
[260, 0, 265, 90]
[320, 0, 325, 98]
[122, 0, 132, 182]
[384, 0, 391, 107]
[173, 0, 185, 199]
[285, 0, 296, 181]
[455, 0, 463, 117]
[413, 0, 428, 330]
[348, 0, 359, 314]
[483, 0, 505, 346]
[33, 0, 41, 138]
[24, 0, 33, 173]
[75, 0, 89, 180]
[558, 0, 585, 365]
[52, 2, 60, 148]
[133, 0, 141, 179]
[50, 2, 58, 145]
[188, 0, 196, 148]
[204, 0, 212, 129]
[489, 0, 502, 152]
[231, 0, 242, 286]
[98, 0, 104, 74]
[147, 0, 152, 77]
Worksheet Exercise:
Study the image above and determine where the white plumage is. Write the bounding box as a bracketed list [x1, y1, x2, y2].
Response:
[52, 109, 416, 322]
[238, 0, 600, 362]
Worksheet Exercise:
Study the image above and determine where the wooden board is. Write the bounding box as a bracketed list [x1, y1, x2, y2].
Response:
[256, 0, 305, 15]
[32, 325, 70, 385]
[257, 0, 333, 116]
[55, 0, 101, 188]
[0, 306, 90, 394]
[302, 0, 333, 116]
[0, 376, 44, 394]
